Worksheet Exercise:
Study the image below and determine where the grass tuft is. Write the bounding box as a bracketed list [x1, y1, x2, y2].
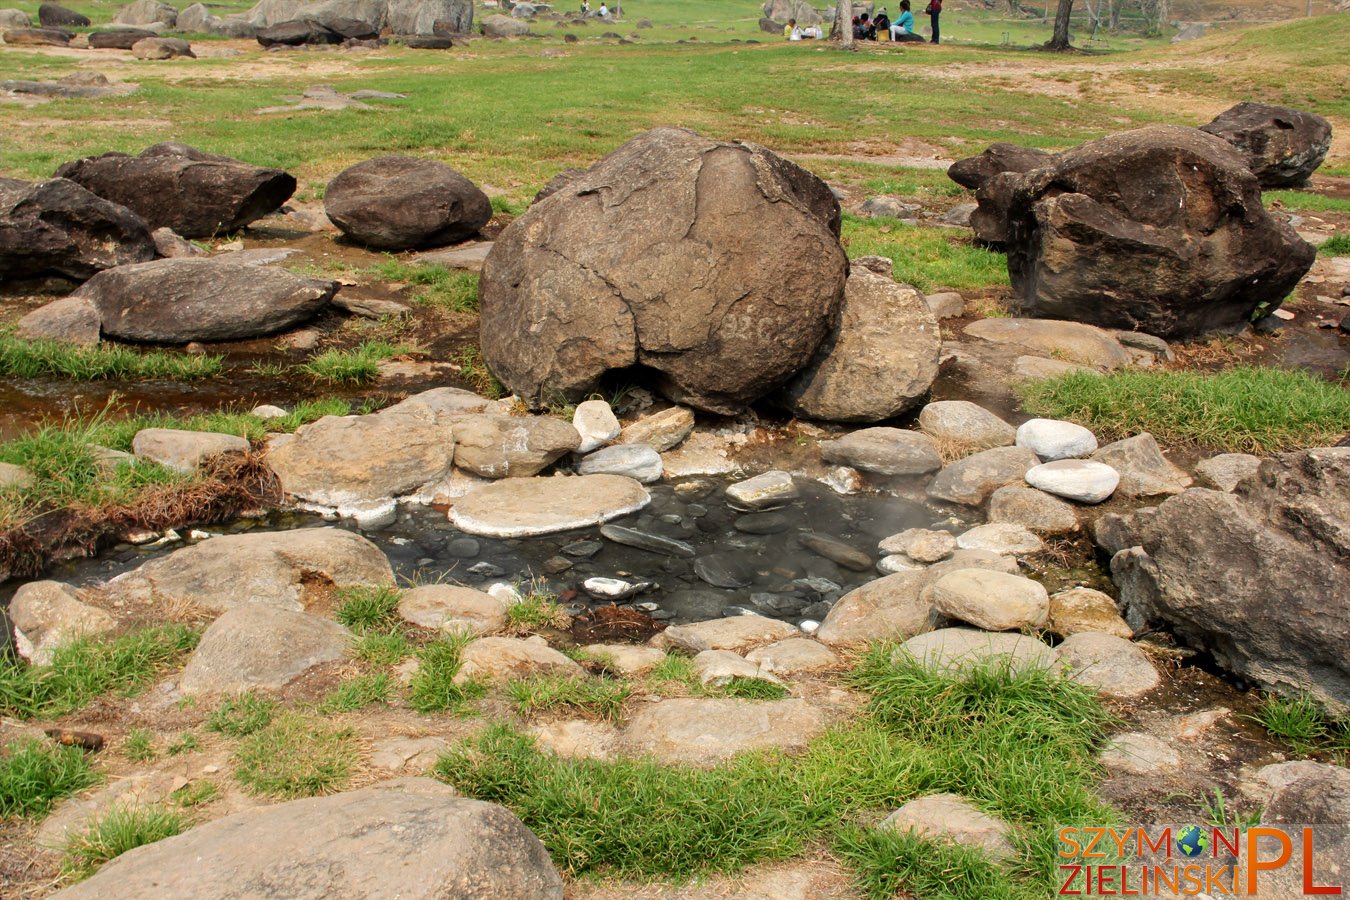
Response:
[505, 588, 571, 634]
[334, 584, 402, 635]
[353, 631, 412, 666]
[206, 693, 277, 738]
[836, 826, 1030, 900]
[1319, 233, 1350, 256]
[1249, 692, 1349, 757]
[62, 805, 187, 880]
[122, 729, 155, 762]
[300, 341, 406, 384]
[369, 259, 480, 312]
[233, 711, 360, 799]
[408, 635, 485, 714]
[507, 674, 632, 722]
[1017, 366, 1350, 453]
[0, 625, 200, 719]
[716, 677, 789, 700]
[0, 333, 222, 381]
[318, 673, 392, 714]
[0, 740, 101, 820]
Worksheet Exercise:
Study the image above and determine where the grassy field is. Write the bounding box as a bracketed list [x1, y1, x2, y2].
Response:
[1, 5, 1345, 212]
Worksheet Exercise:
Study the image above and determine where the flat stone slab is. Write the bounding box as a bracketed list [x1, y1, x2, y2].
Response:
[746, 638, 841, 675]
[398, 584, 507, 636]
[449, 474, 650, 538]
[1098, 731, 1182, 776]
[1056, 632, 1160, 699]
[414, 240, 494, 271]
[898, 627, 1058, 676]
[880, 793, 1015, 862]
[620, 698, 825, 766]
[658, 616, 798, 653]
[965, 318, 1130, 369]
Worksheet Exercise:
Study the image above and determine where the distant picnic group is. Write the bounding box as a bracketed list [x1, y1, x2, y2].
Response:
[787, 0, 940, 43]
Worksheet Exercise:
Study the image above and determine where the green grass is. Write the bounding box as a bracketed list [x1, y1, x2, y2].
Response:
[0, 740, 101, 820]
[334, 584, 402, 635]
[0, 398, 354, 528]
[318, 673, 392, 714]
[166, 732, 199, 755]
[1265, 191, 1350, 214]
[505, 588, 570, 633]
[716, 677, 790, 700]
[408, 635, 485, 714]
[0, 333, 222, 381]
[435, 649, 1117, 890]
[170, 779, 219, 808]
[643, 655, 790, 701]
[0, 625, 200, 719]
[300, 341, 406, 384]
[841, 215, 1009, 292]
[206, 693, 277, 737]
[836, 826, 1030, 900]
[233, 711, 360, 799]
[62, 805, 187, 880]
[122, 729, 155, 762]
[1017, 366, 1350, 453]
[353, 631, 412, 666]
[455, 345, 507, 400]
[369, 259, 481, 312]
[507, 674, 632, 722]
[1249, 692, 1350, 757]
[1320, 233, 1350, 256]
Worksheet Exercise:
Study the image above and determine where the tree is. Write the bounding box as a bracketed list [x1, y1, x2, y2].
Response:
[1046, 0, 1074, 49]
[835, 0, 855, 47]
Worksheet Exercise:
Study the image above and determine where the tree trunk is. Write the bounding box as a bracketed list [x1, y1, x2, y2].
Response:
[1046, 0, 1074, 47]
[835, 0, 855, 47]
[1108, 0, 1122, 30]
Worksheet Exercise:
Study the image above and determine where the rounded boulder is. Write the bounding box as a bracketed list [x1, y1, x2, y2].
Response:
[324, 155, 492, 250]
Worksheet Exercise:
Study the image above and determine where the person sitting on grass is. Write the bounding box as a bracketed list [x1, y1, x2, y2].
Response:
[784, 17, 802, 39]
[890, 1, 924, 41]
[853, 12, 876, 40]
[874, 8, 890, 33]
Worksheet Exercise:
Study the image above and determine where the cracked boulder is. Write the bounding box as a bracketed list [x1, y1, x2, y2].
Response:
[56, 143, 295, 240]
[478, 127, 847, 415]
[1110, 448, 1350, 713]
[1005, 126, 1315, 339]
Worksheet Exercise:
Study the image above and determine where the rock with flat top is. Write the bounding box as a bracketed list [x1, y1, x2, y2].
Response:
[179, 605, 349, 695]
[576, 444, 662, 483]
[1099, 732, 1181, 776]
[619, 406, 695, 452]
[580, 644, 666, 675]
[132, 428, 248, 473]
[725, 470, 798, 510]
[15, 297, 102, 346]
[955, 523, 1044, 557]
[452, 415, 580, 478]
[455, 635, 582, 684]
[449, 474, 650, 538]
[927, 568, 1049, 631]
[657, 616, 797, 653]
[1194, 452, 1261, 492]
[986, 485, 1079, 534]
[965, 318, 1130, 369]
[692, 649, 781, 686]
[1025, 459, 1119, 504]
[398, 584, 507, 636]
[1056, 632, 1160, 699]
[898, 627, 1057, 675]
[620, 698, 824, 766]
[9, 581, 115, 666]
[880, 793, 1015, 862]
[745, 638, 840, 674]
[50, 778, 564, 900]
[1048, 587, 1131, 639]
[819, 428, 941, 476]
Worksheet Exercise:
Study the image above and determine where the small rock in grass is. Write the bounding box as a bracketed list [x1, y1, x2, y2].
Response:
[880, 793, 1016, 862]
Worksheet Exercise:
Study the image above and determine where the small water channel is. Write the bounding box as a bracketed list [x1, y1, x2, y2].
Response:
[32, 476, 972, 627]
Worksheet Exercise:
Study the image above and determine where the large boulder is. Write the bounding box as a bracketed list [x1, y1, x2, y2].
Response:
[762, 0, 822, 25]
[1199, 102, 1333, 188]
[778, 267, 939, 422]
[0, 178, 155, 281]
[480, 13, 529, 35]
[38, 2, 87, 26]
[479, 127, 847, 414]
[2, 26, 72, 45]
[324, 156, 491, 250]
[255, 17, 343, 43]
[55, 143, 296, 239]
[50, 779, 565, 899]
[0, 10, 32, 29]
[15, 296, 101, 345]
[947, 142, 1053, 191]
[237, 0, 385, 29]
[969, 171, 1022, 246]
[388, 0, 471, 33]
[87, 27, 157, 49]
[113, 0, 178, 27]
[266, 412, 456, 515]
[451, 414, 580, 478]
[73, 258, 336, 342]
[175, 2, 214, 30]
[1110, 448, 1350, 712]
[1004, 125, 1316, 339]
[178, 605, 350, 695]
[110, 528, 395, 613]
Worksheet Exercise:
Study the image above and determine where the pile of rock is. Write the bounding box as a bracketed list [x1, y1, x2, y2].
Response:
[947, 105, 1328, 338]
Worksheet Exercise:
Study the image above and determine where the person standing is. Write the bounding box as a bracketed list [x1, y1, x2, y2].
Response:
[924, 0, 941, 43]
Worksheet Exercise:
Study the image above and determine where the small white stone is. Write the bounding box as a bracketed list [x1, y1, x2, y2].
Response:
[1025, 459, 1120, 504]
[572, 399, 621, 453]
[251, 404, 289, 419]
[1015, 418, 1098, 461]
[725, 470, 798, 509]
[487, 582, 524, 605]
[798, 619, 820, 634]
